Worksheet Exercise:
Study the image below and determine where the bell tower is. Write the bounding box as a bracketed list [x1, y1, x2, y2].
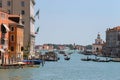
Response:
[95, 33, 103, 44]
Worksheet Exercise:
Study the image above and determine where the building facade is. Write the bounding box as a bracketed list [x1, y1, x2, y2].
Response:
[0, 9, 10, 64]
[0, 8, 24, 64]
[42, 44, 54, 51]
[105, 26, 120, 57]
[35, 45, 42, 51]
[75, 45, 85, 52]
[58, 45, 65, 50]
[92, 33, 104, 55]
[1, 0, 35, 58]
[8, 15, 24, 63]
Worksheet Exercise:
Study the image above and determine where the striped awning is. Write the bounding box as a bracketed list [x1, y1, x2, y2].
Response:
[3, 24, 10, 32]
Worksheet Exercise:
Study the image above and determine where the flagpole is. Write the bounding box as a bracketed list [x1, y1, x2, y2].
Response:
[34, 9, 40, 34]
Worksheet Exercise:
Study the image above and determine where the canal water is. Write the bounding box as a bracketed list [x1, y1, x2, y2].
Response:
[0, 53, 120, 80]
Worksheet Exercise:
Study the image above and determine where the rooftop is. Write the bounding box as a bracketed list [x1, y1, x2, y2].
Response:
[107, 26, 120, 32]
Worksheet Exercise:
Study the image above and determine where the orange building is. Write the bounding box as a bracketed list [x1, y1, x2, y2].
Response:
[0, 8, 24, 64]
[8, 15, 24, 63]
[0, 9, 10, 65]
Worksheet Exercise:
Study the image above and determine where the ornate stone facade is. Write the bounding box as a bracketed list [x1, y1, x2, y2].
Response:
[92, 33, 104, 55]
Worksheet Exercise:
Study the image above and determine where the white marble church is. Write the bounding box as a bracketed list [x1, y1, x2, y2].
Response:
[92, 33, 104, 55]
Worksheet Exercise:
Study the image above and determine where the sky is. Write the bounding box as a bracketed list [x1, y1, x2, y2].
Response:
[35, 0, 120, 45]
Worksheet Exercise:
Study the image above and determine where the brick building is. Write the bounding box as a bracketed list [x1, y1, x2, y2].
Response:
[0, 0, 36, 58]
[0, 9, 10, 64]
[105, 26, 120, 57]
[8, 15, 24, 63]
[0, 9, 24, 64]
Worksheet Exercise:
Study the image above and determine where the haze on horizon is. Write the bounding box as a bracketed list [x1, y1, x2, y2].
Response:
[35, 0, 120, 45]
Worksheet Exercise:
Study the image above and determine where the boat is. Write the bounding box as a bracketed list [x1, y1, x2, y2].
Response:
[22, 60, 43, 65]
[45, 58, 58, 61]
[81, 58, 91, 61]
[91, 58, 100, 62]
[81, 56, 92, 61]
[59, 51, 65, 54]
[64, 54, 67, 56]
[97, 60, 110, 62]
[64, 56, 70, 60]
[0, 64, 24, 69]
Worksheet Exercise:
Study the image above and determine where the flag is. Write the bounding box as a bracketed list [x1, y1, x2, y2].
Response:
[34, 10, 40, 19]
[35, 27, 39, 34]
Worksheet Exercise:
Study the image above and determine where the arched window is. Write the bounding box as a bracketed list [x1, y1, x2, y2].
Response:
[96, 47, 99, 51]
[11, 35, 14, 41]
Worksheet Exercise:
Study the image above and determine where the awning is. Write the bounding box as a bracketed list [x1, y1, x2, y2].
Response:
[3, 24, 10, 32]
[0, 49, 5, 53]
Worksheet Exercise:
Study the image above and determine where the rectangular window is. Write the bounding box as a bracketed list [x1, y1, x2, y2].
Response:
[21, 1, 25, 7]
[10, 26, 14, 31]
[0, 1, 2, 7]
[1, 38, 5, 45]
[21, 47, 24, 51]
[21, 10, 25, 15]
[7, 1, 11, 6]
[11, 46, 14, 51]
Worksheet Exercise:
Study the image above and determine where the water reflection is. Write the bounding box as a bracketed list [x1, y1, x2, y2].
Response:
[0, 68, 34, 80]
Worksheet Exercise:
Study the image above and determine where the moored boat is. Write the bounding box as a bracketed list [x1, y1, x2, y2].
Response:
[81, 58, 91, 61]
[22, 60, 43, 65]
[64, 56, 70, 60]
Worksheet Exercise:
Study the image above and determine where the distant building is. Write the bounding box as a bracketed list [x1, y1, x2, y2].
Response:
[58, 45, 65, 50]
[35, 45, 43, 50]
[105, 26, 120, 57]
[92, 33, 104, 55]
[35, 45, 42, 52]
[75, 45, 85, 52]
[102, 42, 108, 56]
[43, 44, 54, 51]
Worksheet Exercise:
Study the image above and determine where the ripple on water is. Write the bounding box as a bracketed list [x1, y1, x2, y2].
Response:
[0, 53, 120, 80]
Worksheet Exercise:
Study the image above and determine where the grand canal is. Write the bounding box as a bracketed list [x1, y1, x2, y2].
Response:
[0, 53, 120, 80]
